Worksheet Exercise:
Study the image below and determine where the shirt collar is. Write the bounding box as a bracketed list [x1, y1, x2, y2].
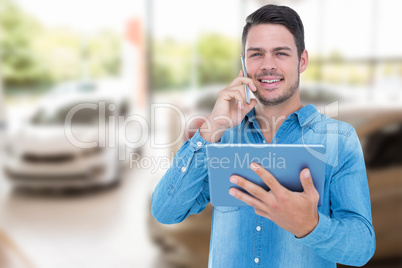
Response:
[245, 104, 319, 127]
[245, 108, 257, 124]
[292, 104, 320, 127]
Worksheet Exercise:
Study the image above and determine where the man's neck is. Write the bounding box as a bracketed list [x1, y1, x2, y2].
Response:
[254, 96, 303, 143]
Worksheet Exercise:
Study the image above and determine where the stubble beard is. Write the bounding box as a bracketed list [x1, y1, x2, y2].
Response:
[253, 67, 300, 106]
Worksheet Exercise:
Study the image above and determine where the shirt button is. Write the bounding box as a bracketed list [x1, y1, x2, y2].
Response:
[196, 141, 202, 147]
[254, 257, 259, 264]
[256, 226, 261, 232]
[181, 166, 187, 173]
[263, 140, 267, 144]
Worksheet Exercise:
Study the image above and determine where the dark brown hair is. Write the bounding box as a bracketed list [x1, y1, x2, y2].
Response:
[242, 4, 305, 58]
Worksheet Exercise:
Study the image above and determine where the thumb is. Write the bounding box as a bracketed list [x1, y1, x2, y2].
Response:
[300, 169, 318, 198]
[243, 98, 258, 114]
[238, 70, 244, 77]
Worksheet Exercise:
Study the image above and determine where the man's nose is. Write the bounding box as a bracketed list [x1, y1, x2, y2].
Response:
[261, 55, 277, 70]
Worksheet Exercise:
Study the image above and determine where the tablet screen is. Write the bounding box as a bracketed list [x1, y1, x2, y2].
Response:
[206, 144, 326, 207]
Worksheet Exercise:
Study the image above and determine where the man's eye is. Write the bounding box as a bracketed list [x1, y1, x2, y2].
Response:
[250, 53, 262, 57]
[277, 52, 288, 56]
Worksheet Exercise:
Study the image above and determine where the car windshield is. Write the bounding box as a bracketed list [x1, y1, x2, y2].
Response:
[31, 103, 112, 126]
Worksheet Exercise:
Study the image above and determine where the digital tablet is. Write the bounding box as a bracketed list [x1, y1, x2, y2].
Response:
[206, 144, 326, 207]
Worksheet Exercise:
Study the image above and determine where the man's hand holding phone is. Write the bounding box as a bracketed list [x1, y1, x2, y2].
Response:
[200, 70, 258, 143]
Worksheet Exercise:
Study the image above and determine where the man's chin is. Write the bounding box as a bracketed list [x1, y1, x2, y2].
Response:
[254, 92, 288, 106]
[258, 98, 287, 106]
[254, 82, 299, 106]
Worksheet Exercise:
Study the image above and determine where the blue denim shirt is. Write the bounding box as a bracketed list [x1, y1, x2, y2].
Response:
[152, 104, 376, 267]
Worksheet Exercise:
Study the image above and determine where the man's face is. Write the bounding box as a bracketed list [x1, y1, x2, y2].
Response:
[245, 24, 308, 106]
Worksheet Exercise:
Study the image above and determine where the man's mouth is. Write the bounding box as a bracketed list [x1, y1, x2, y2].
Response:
[258, 78, 284, 88]
[259, 79, 283, 84]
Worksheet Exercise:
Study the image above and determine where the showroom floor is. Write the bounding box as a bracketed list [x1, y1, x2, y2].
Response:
[0, 148, 164, 268]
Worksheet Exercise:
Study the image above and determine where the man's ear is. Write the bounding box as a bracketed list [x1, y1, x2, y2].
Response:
[299, 49, 309, 73]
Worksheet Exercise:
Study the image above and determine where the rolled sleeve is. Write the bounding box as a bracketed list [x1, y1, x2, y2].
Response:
[297, 212, 331, 245]
[296, 130, 375, 266]
[152, 129, 213, 224]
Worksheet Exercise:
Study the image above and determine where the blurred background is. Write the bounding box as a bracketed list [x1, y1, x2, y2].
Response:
[0, 0, 401, 267]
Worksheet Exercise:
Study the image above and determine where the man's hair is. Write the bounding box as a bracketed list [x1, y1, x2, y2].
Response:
[242, 4, 305, 58]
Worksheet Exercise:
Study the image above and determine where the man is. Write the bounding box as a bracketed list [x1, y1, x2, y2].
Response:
[152, 4, 375, 267]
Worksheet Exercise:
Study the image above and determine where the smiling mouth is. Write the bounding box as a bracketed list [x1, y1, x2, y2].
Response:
[259, 79, 283, 84]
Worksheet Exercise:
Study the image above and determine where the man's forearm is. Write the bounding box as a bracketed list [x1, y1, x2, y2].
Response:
[299, 212, 375, 266]
[300, 130, 375, 266]
[199, 116, 227, 143]
[151, 132, 211, 224]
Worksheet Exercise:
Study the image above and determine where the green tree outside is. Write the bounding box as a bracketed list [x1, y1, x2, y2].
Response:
[0, 0, 122, 94]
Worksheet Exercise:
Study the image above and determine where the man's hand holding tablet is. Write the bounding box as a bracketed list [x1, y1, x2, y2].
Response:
[206, 144, 325, 238]
[229, 163, 319, 238]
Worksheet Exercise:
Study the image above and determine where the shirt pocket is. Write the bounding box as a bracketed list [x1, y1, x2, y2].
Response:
[214, 206, 240, 213]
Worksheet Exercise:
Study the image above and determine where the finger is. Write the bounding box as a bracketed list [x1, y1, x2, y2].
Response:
[221, 87, 246, 110]
[228, 76, 251, 87]
[230, 175, 270, 201]
[228, 187, 266, 209]
[239, 72, 258, 93]
[250, 163, 286, 194]
[229, 76, 257, 92]
[243, 98, 258, 114]
[228, 84, 257, 110]
[254, 208, 271, 219]
[300, 168, 319, 200]
[228, 84, 247, 104]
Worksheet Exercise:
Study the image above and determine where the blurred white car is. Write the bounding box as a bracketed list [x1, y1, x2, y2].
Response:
[4, 80, 141, 191]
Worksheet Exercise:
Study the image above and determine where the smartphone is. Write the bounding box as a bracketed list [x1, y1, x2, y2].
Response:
[240, 55, 251, 104]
